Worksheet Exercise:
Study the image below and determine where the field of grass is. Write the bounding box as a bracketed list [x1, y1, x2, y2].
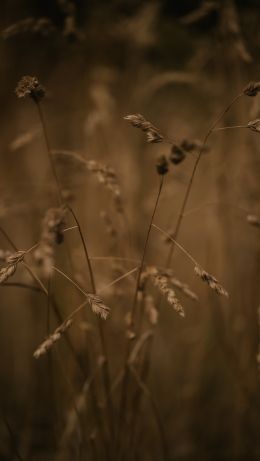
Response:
[0, 1, 259, 460]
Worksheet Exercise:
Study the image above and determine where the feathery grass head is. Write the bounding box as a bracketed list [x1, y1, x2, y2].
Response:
[147, 266, 185, 317]
[124, 113, 163, 143]
[15, 75, 45, 102]
[33, 318, 73, 359]
[194, 265, 228, 297]
[0, 250, 25, 284]
[87, 294, 110, 319]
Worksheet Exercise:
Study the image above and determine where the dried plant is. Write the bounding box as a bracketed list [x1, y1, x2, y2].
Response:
[194, 265, 229, 297]
[165, 270, 198, 301]
[15, 75, 45, 101]
[2, 11, 260, 461]
[147, 266, 185, 317]
[0, 250, 25, 284]
[34, 318, 73, 359]
[53, 150, 124, 213]
[124, 114, 163, 143]
[152, 223, 229, 298]
[87, 294, 110, 320]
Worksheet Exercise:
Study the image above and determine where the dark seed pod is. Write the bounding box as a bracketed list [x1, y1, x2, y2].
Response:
[156, 155, 169, 175]
[170, 144, 186, 165]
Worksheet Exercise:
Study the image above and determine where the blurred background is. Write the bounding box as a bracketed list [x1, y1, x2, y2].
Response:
[0, 1, 260, 460]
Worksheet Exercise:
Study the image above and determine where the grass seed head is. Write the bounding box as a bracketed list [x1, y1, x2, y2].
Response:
[124, 113, 163, 143]
[15, 75, 45, 101]
[194, 265, 228, 297]
[87, 294, 110, 319]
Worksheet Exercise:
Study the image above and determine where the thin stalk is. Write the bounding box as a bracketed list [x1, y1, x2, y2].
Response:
[64, 206, 115, 441]
[130, 175, 164, 328]
[166, 92, 243, 267]
[129, 366, 168, 461]
[116, 175, 164, 459]
[152, 224, 197, 266]
[213, 124, 247, 131]
[22, 262, 48, 295]
[129, 92, 243, 459]
[35, 101, 63, 205]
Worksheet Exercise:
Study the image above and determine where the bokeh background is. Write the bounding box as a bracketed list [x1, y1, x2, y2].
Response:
[0, 1, 260, 460]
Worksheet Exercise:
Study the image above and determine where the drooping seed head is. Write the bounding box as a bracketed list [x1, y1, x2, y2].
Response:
[147, 266, 185, 317]
[87, 294, 110, 320]
[124, 113, 163, 143]
[194, 265, 228, 297]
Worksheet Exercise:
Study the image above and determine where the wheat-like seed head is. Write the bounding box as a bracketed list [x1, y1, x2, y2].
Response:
[33, 318, 73, 359]
[164, 270, 198, 301]
[87, 294, 110, 320]
[147, 266, 185, 317]
[124, 113, 163, 143]
[194, 265, 228, 297]
[0, 250, 26, 284]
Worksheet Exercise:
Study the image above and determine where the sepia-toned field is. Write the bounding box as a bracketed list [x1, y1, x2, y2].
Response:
[0, 1, 259, 460]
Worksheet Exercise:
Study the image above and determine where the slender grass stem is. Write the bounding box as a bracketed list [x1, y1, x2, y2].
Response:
[213, 124, 247, 131]
[165, 92, 243, 267]
[61, 207, 115, 440]
[116, 174, 164, 459]
[130, 175, 164, 328]
[35, 101, 63, 205]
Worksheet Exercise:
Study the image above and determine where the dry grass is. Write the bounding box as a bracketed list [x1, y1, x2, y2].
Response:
[0, 2, 260, 461]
